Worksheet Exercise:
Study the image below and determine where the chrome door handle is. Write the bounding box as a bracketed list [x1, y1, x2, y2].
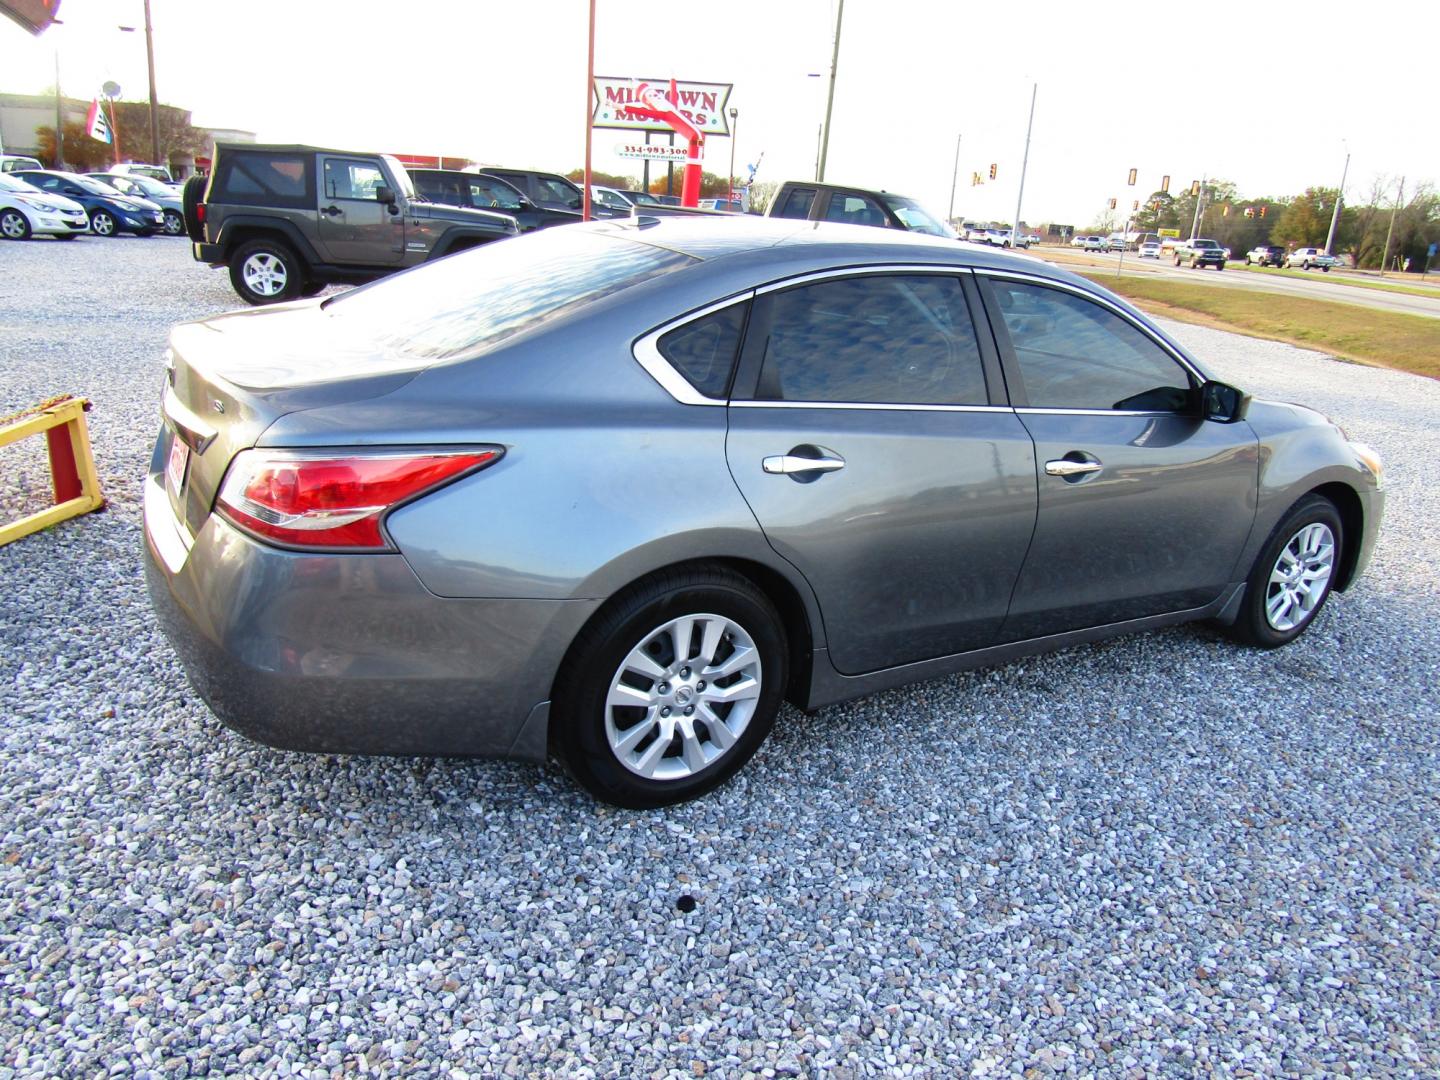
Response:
[763, 453, 846, 475]
[1045, 458, 1103, 477]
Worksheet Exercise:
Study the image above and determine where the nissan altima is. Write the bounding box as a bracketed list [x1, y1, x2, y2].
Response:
[144, 219, 1384, 807]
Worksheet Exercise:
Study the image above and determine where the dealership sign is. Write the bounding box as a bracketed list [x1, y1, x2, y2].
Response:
[593, 77, 732, 137]
[615, 143, 702, 162]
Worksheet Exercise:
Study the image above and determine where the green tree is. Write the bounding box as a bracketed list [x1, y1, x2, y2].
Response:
[1270, 187, 1338, 247]
[564, 168, 639, 190]
[33, 121, 113, 170]
[108, 101, 207, 166]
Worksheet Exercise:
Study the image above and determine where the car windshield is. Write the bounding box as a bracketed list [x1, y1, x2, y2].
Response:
[1193, 240, 1220, 249]
[880, 195, 955, 237]
[378, 156, 416, 198]
[321, 227, 695, 362]
[71, 175, 121, 195]
[119, 175, 172, 196]
[0, 174, 37, 192]
[627, 191, 661, 206]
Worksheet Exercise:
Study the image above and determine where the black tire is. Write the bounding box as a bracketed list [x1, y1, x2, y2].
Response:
[53, 232, 78, 240]
[1321, 265, 1330, 272]
[1226, 495, 1344, 649]
[181, 175, 207, 241]
[1174, 255, 1182, 267]
[299, 281, 327, 298]
[228, 238, 304, 305]
[552, 566, 788, 808]
[0, 208, 31, 240]
[162, 209, 185, 236]
[90, 209, 118, 237]
[1245, 257, 1252, 265]
[1215, 261, 1224, 271]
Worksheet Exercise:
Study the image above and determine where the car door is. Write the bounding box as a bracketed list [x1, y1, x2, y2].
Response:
[977, 273, 1259, 640]
[316, 156, 402, 265]
[724, 269, 1038, 675]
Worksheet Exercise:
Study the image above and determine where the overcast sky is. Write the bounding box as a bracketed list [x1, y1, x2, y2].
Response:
[5, 0, 1435, 226]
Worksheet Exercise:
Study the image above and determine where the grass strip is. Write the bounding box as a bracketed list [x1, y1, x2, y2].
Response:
[1079, 273, 1440, 379]
[1230, 264, 1440, 299]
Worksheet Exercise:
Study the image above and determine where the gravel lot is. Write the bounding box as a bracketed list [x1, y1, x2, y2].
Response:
[1, 236, 1436, 1078]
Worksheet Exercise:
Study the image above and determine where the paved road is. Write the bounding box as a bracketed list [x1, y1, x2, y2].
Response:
[1041, 248, 1440, 320]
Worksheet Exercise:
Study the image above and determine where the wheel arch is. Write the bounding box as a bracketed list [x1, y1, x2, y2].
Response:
[1309, 481, 1364, 592]
[216, 216, 320, 263]
[550, 555, 820, 710]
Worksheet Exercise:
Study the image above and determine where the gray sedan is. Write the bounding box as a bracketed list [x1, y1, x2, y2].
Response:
[89, 172, 184, 236]
[144, 219, 1384, 807]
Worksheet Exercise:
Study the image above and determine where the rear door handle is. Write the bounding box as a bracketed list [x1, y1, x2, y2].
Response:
[1044, 458, 1103, 477]
[321, 205, 343, 217]
[763, 451, 846, 476]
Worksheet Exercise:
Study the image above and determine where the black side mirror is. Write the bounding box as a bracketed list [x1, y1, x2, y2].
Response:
[1200, 380, 1250, 423]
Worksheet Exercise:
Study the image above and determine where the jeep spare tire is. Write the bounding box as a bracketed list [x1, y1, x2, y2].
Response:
[182, 175, 207, 242]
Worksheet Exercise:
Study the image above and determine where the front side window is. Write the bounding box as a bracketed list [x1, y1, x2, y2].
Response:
[324, 159, 386, 201]
[756, 274, 987, 406]
[987, 279, 1193, 411]
[536, 177, 582, 208]
[469, 178, 522, 210]
[823, 192, 888, 228]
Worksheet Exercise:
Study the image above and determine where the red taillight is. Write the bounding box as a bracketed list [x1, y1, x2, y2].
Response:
[216, 449, 500, 550]
[196, 204, 206, 222]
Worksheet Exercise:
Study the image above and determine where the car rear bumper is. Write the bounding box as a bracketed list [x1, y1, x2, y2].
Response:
[142, 472, 597, 761]
[193, 241, 223, 263]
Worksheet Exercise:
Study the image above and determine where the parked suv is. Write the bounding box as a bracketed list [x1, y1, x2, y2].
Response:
[768, 181, 956, 238]
[408, 168, 580, 232]
[1285, 247, 1337, 272]
[189, 144, 519, 305]
[1245, 244, 1285, 267]
[482, 168, 628, 219]
[1174, 237, 1226, 269]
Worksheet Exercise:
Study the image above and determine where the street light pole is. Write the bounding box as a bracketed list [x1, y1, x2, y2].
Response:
[816, 0, 845, 183]
[728, 107, 738, 205]
[1009, 83, 1036, 247]
[1378, 176, 1404, 277]
[1324, 149, 1349, 257]
[947, 132, 961, 224]
[143, 0, 160, 166]
[1189, 175, 1206, 240]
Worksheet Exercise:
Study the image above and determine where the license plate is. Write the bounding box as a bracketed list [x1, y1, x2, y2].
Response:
[166, 435, 190, 500]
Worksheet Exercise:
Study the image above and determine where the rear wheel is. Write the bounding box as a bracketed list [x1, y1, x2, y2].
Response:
[553, 567, 787, 808]
[228, 239, 304, 305]
[1227, 495, 1343, 649]
[1174, 255, 1182, 267]
[162, 209, 184, 236]
[0, 208, 30, 240]
[90, 210, 118, 237]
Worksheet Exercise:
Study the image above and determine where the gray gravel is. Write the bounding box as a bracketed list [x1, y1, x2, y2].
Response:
[1, 236, 1437, 1077]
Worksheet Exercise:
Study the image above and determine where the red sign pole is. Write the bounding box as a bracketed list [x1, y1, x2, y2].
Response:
[583, 0, 595, 222]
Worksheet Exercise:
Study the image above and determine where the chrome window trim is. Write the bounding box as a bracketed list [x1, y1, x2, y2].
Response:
[632, 292, 756, 406]
[1016, 407, 1183, 418]
[732, 400, 1011, 414]
[753, 263, 970, 297]
[973, 267, 1208, 384]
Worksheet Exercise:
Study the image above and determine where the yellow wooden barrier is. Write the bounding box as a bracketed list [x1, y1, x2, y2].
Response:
[0, 395, 106, 547]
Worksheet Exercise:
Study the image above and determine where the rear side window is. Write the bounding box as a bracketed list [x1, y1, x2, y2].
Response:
[756, 274, 988, 405]
[657, 304, 747, 398]
[773, 187, 816, 220]
[823, 192, 887, 228]
[213, 152, 312, 208]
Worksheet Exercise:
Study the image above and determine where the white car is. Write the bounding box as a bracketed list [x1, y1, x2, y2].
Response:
[0, 173, 90, 240]
[1081, 235, 1107, 251]
[107, 162, 176, 187]
[1138, 240, 1162, 258]
[965, 224, 992, 243]
[1286, 247, 1338, 272]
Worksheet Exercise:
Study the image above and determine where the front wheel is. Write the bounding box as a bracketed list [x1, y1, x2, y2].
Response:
[90, 210, 118, 237]
[228, 239, 304, 305]
[0, 208, 31, 240]
[162, 210, 185, 236]
[553, 567, 788, 808]
[1215, 261, 1224, 271]
[1174, 255, 1182, 267]
[1227, 495, 1343, 649]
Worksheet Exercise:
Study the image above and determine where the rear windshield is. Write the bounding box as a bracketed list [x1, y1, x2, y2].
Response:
[322, 227, 695, 361]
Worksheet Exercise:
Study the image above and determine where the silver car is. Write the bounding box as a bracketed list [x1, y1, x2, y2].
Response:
[144, 219, 1385, 807]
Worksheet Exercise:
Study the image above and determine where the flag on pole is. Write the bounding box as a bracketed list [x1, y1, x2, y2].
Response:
[86, 98, 112, 144]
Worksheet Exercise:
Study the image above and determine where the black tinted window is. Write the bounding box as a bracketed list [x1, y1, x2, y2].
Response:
[988, 280, 1192, 410]
[757, 275, 987, 405]
[658, 304, 746, 398]
[773, 188, 815, 220]
[823, 191, 887, 228]
[215, 152, 311, 207]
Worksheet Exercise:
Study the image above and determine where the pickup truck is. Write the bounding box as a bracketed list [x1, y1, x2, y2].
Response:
[1173, 237, 1226, 270]
[1285, 247, 1338, 272]
[188, 144, 519, 305]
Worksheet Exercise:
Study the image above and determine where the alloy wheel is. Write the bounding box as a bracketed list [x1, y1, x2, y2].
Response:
[1, 210, 28, 239]
[1265, 522, 1335, 632]
[603, 612, 763, 781]
[92, 212, 116, 236]
[242, 252, 289, 297]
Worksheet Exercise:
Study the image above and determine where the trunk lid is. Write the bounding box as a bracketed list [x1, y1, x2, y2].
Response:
[164, 300, 426, 536]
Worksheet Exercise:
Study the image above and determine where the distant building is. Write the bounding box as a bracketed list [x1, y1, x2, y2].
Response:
[0, 91, 88, 159]
[190, 127, 256, 175]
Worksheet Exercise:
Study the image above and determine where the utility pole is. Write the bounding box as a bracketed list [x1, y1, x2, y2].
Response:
[143, 0, 160, 165]
[1323, 149, 1350, 257]
[728, 107, 739, 204]
[53, 50, 64, 169]
[816, 0, 845, 183]
[1189, 175, 1206, 240]
[1010, 83, 1036, 247]
[1379, 176, 1404, 277]
[947, 132, 961, 224]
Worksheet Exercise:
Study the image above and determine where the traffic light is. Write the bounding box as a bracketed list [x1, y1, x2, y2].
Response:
[1222, 205, 1230, 217]
[1127, 168, 1137, 186]
[1133, 200, 1140, 211]
[1191, 180, 1201, 196]
[971, 172, 981, 186]
[989, 163, 997, 180]
[1108, 198, 1117, 210]
[1244, 207, 1255, 219]
[1259, 206, 1267, 218]
[1161, 175, 1170, 193]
